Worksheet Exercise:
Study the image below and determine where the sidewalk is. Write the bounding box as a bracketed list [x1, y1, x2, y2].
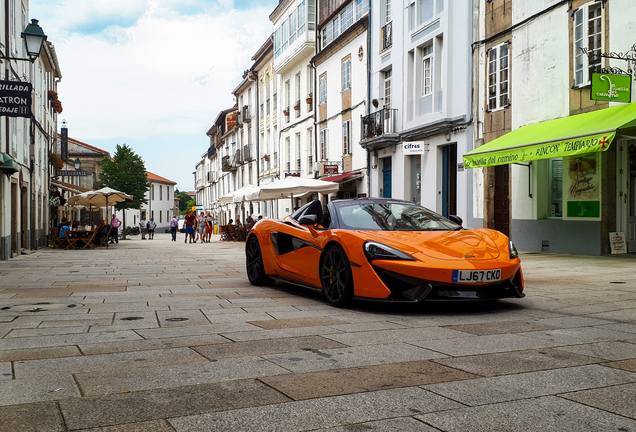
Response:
[1, 234, 635, 431]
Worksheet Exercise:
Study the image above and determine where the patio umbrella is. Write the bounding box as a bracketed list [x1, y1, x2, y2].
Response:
[252, 177, 339, 201]
[87, 187, 133, 248]
[231, 185, 260, 203]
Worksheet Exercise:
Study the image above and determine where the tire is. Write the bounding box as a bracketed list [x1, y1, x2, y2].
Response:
[320, 245, 354, 307]
[246, 236, 274, 286]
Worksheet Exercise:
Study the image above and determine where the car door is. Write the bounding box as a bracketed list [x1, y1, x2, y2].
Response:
[270, 222, 326, 288]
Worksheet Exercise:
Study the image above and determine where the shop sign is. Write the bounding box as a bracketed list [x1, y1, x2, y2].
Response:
[285, 172, 300, 178]
[0, 81, 32, 118]
[591, 73, 631, 102]
[56, 170, 87, 177]
[324, 164, 339, 174]
[357, 193, 367, 198]
[609, 232, 627, 254]
[563, 153, 601, 219]
[403, 141, 426, 154]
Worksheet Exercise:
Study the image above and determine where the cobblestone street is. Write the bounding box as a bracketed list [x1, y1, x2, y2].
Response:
[1, 234, 636, 431]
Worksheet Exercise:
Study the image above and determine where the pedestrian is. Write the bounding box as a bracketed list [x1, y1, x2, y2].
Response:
[205, 211, 214, 243]
[110, 214, 120, 244]
[147, 217, 157, 240]
[169, 215, 178, 241]
[184, 210, 196, 243]
[197, 212, 207, 245]
[139, 216, 148, 240]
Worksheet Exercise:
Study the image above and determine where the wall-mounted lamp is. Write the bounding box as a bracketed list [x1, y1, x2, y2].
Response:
[1, 19, 48, 62]
[74, 158, 82, 170]
[0, 154, 20, 179]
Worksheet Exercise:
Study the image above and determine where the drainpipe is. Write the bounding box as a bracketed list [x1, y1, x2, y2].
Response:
[366, 8, 373, 197]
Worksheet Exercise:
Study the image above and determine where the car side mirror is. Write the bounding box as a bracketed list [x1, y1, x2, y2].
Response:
[448, 215, 463, 226]
[298, 214, 317, 225]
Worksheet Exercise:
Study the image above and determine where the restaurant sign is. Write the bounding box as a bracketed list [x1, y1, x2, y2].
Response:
[591, 73, 631, 102]
[0, 81, 32, 118]
[323, 164, 339, 174]
[56, 170, 88, 177]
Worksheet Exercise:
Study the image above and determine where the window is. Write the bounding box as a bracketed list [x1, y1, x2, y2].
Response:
[333, 16, 340, 40]
[289, 10, 297, 45]
[422, 45, 433, 96]
[418, 0, 434, 25]
[385, 0, 392, 23]
[286, 137, 291, 171]
[160, 211, 162, 223]
[549, 158, 563, 218]
[320, 129, 328, 160]
[159, 185, 163, 200]
[384, 69, 392, 109]
[573, 2, 602, 87]
[341, 4, 354, 32]
[343, 120, 351, 154]
[319, 74, 327, 104]
[342, 58, 351, 91]
[308, 0, 316, 30]
[296, 133, 302, 170]
[356, 0, 369, 20]
[298, 1, 306, 35]
[487, 43, 509, 111]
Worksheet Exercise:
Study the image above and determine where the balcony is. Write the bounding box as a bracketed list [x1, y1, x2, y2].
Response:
[243, 144, 254, 162]
[235, 149, 244, 165]
[242, 105, 251, 123]
[236, 111, 244, 127]
[207, 146, 216, 159]
[381, 21, 392, 52]
[222, 155, 237, 172]
[196, 178, 206, 191]
[360, 108, 400, 149]
[207, 171, 218, 183]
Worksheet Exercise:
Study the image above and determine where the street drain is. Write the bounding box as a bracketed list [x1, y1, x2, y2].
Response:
[165, 318, 189, 322]
[0, 302, 84, 312]
[120, 317, 144, 321]
[610, 281, 627, 284]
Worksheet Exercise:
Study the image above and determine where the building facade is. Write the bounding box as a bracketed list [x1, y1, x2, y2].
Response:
[1, 2, 62, 260]
[117, 171, 176, 232]
[469, 0, 636, 255]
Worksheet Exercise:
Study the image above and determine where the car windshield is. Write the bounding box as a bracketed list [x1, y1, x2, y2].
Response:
[334, 201, 461, 231]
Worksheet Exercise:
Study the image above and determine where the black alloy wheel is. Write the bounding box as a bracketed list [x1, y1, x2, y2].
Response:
[320, 245, 354, 307]
[246, 236, 274, 286]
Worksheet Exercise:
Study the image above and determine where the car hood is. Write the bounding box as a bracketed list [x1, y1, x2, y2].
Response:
[359, 229, 503, 260]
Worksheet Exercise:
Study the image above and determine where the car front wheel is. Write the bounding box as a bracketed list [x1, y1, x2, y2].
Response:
[320, 245, 353, 307]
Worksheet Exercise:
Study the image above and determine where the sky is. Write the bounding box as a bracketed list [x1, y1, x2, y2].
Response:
[30, 0, 279, 191]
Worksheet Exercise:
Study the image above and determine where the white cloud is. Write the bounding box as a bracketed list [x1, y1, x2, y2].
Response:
[30, 0, 277, 188]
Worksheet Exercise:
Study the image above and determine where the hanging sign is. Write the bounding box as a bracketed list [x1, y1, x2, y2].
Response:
[0, 81, 32, 118]
[591, 73, 631, 102]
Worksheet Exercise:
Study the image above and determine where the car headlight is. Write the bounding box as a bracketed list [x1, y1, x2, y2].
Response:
[509, 240, 519, 259]
[364, 241, 415, 261]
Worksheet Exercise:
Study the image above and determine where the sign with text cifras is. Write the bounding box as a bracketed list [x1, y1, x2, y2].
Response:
[0, 81, 32, 118]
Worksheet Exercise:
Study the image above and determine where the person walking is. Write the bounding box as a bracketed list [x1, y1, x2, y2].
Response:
[147, 217, 157, 240]
[110, 214, 120, 244]
[197, 212, 207, 245]
[139, 216, 148, 240]
[184, 210, 196, 243]
[169, 215, 178, 241]
[205, 211, 214, 243]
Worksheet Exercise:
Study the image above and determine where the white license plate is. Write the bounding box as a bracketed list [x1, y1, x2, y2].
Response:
[452, 269, 501, 283]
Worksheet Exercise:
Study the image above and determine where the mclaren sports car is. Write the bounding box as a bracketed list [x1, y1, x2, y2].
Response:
[245, 198, 524, 307]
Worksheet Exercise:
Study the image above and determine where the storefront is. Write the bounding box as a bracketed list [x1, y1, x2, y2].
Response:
[464, 103, 636, 255]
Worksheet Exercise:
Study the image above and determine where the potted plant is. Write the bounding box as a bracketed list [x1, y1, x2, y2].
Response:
[49, 153, 64, 170]
[294, 102, 301, 111]
[264, 154, 269, 162]
[283, 108, 289, 116]
[306, 94, 313, 104]
[48, 91, 63, 114]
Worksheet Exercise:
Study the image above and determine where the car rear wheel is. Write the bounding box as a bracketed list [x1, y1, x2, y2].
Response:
[246, 236, 274, 286]
[320, 245, 353, 307]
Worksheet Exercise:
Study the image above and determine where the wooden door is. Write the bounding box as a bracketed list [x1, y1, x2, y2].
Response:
[494, 165, 510, 237]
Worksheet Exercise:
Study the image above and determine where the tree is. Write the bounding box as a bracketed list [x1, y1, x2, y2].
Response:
[174, 189, 192, 213]
[100, 144, 151, 238]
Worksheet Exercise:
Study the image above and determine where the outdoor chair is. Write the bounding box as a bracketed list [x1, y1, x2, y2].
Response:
[82, 228, 99, 250]
[226, 224, 239, 241]
[51, 227, 64, 249]
[219, 225, 230, 241]
[61, 233, 79, 250]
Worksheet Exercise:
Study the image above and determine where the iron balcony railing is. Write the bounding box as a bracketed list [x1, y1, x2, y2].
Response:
[207, 145, 216, 159]
[381, 21, 392, 51]
[242, 105, 251, 122]
[361, 108, 398, 139]
[243, 144, 254, 162]
[221, 155, 237, 172]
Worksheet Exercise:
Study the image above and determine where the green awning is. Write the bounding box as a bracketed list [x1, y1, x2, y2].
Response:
[463, 103, 636, 168]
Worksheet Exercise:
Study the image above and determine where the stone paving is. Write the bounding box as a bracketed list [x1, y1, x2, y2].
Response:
[0, 233, 636, 431]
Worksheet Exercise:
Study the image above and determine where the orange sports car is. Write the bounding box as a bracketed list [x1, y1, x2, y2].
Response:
[246, 198, 524, 307]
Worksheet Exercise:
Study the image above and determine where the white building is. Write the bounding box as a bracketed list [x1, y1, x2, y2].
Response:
[270, 0, 318, 216]
[1, 8, 62, 259]
[117, 171, 176, 232]
[468, 0, 636, 255]
[363, 0, 473, 223]
[314, 0, 369, 203]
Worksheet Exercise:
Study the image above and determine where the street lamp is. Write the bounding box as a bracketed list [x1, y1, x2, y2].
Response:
[0, 19, 47, 63]
[0, 154, 20, 179]
[74, 158, 82, 170]
[22, 19, 48, 62]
